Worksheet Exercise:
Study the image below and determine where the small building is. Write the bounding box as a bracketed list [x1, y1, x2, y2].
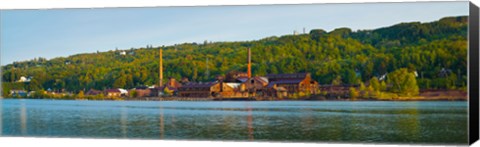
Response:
[149, 86, 164, 97]
[178, 82, 220, 98]
[105, 89, 121, 97]
[86, 89, 103, 96]
[10, 90, 27, 97]
[132, 86, 153, 97]
[17, 76, 31, 83]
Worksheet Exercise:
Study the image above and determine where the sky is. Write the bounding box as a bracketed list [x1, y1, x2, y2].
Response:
[0, 1, 469, 65]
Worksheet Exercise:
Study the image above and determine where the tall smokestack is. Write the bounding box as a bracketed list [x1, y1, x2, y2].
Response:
[159, 49, 163, 86]
[247, 48, 251, 78]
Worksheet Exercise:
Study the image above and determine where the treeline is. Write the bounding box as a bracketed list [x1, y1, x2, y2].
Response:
[1, 16, 468, 95]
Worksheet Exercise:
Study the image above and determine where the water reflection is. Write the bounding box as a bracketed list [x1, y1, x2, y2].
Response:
[397, 102, 420, 141]
[20, 101, 27, 135]
[301, 105, 314, 139]
[171, 109, 176, 133]
[159, 105, 164, 139]
[0, 100, 468, 144]
[120, 106, 128, 138]
[247, 105, 254, 140]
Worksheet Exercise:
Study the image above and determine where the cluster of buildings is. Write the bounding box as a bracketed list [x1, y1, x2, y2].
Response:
[117, 48, 321, 99]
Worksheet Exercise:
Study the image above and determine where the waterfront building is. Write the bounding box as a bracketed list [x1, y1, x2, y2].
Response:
[266, 73, 318, 96]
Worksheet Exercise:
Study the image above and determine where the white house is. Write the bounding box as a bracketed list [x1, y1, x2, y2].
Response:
[118, 88, 129, 96]
[17, 76, 31, 82]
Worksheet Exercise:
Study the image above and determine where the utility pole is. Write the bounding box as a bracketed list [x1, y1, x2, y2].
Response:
[206, 57, 209, 80]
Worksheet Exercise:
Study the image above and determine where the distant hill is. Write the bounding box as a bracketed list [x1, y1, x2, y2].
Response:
[1, 16, 468, 94]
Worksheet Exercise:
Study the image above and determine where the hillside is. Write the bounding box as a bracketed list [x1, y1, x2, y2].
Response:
[1, 16, 468, 95]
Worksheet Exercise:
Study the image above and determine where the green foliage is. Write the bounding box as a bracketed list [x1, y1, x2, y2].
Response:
[349, 87, 359, 99]
[332, 75, 342, 86]
[30, 90, 47, 99]
[370, 77, 380, 92]
[380, 81, 387, 91]
[387, 68, 420, 96]
[164, 87, 173, 96]
[0, 16, 468, 95]
[130, 90, 138, 97]
[77, 90, 84, 99]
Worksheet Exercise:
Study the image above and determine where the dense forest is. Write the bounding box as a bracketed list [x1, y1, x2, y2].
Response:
[1, 16, 468, 96]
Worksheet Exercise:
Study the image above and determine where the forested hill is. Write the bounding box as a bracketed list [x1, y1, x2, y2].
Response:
[2, 16, 468, 93]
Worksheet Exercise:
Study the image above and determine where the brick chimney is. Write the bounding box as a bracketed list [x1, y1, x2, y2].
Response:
[247, 48, 251, 78]
[159, 49, 163, 86]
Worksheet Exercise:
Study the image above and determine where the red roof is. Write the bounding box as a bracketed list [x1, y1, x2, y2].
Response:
[86, 89, 103, 95]
[105, 89, 121, 93]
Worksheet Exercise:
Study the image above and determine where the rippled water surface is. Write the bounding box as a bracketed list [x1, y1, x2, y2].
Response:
[0, 99, 468, 144]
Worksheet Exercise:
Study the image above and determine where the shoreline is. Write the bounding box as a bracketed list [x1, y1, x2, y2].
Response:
[0, 96, 468, 101]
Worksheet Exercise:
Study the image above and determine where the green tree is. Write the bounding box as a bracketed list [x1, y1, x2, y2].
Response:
[164, 87, 173, 96]
[77, 90, 84, 99]
[349, 87, 359, 99]
[387, 68, 419, 96]
[130, 90, 138, 98]
[380, 81, 387, 91]
[370, 77, 380, 92]
[332, 75, 342, 86]
[113, 74, 127, 88]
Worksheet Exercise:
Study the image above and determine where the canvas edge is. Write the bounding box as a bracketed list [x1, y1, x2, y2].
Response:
[469, 1, 480, 145]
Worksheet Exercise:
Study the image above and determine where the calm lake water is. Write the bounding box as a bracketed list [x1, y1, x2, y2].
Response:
[0, 99, 468, 144]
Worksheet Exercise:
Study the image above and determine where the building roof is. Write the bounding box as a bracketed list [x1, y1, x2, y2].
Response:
[254, 76, 269, 84]
[236, 77, 249, 83]
[105, 89, 121, 93]
[181, 82, 218, 88]
[267, 73, 309, 81]
[135, 86, 149, 89]
[118, 88, 129, 94]
[86, 89, 103, 95]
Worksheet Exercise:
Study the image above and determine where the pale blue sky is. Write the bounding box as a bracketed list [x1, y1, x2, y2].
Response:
[0, 1, 468, 65]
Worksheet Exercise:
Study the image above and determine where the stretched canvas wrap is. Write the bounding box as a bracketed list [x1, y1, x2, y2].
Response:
[0, 1, 479, 146]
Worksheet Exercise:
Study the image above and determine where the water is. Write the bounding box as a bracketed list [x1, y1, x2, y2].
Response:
[0, 99, 468, 144]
